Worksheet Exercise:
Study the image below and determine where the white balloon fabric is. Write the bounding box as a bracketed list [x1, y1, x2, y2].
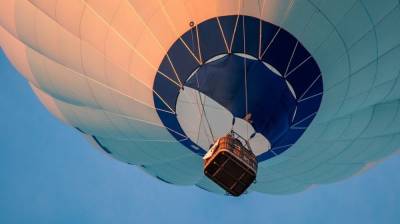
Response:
[1, 0, 400, 195]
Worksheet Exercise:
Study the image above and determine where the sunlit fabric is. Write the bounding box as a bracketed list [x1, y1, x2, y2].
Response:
[1, 0, 400, 195]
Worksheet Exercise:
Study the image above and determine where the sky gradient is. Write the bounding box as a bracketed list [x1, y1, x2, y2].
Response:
[1, 49, 400, 224]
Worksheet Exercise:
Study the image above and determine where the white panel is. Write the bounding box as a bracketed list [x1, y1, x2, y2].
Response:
[47, 96, 177, 141]
[314, 0, 357, 25]
[55, 0, 84, 36]
[320, 53, 349, 90]
[80, 5, 109, 53]
[340, 107, 374, 140]
[0, 0, 17, 35]
[316, 80, 348, 122]
[319, 117, 351, 141]
[298, 12, 333, 54]
[346, 62, 376, 98]
[176, 86, 233, 150]
[0, 26, 38, 85]
[375, 6, 400, 56]
[145, 6, 178, 50]
[240, 0, 263, 19]
[252, 176, 308, 194]
[361, 81, 394, 108]
[34, 1, 62, 62]
[362, 0, 398, 25]
[203, 100, 234, 141]
[375, 46, 400, 86]
[385, 78, 400, 102]
[127, 0, 160, 22]
[142, 155, 203, 185]
[86, 0, 121, 23]
[335, 2, 373, 47]
[272, 141, 352, 177]
[6, 25, 163, 124]
[260, 0, 295, 26]
[232, 117, 255, 140]
[104, 26, 133, 72]
[360, 102, 399, 138]
[162, 0, 194, 37]
[249, 133, 271, 156]
[26, 46, 99, 109]
[334, 135, 394, 163]
[347, 30, 377, 73]
[30, 83, 68, 123]
[14, 0, 39, 50]
[29, 0, 58, 18]
[58, 26, 84, 74]
[184, 0, 217, 25]
[280, 0, 318, 39]
[335, 92, 369, 117]
[104, 60, 157, 108]
[301, 163, 364, 184]
[313, 32, 346, 85]
[80, 41, 108, 84]
[112, 0, 146, 45]
[215, 0, 241, 17]
[95, 137, 193, 165]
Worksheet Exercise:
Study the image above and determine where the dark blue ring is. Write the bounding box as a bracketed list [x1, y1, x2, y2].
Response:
[153, 15, 323, 161]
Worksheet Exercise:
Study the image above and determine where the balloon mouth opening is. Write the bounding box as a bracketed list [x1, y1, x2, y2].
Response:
[153, 15, 323, 162]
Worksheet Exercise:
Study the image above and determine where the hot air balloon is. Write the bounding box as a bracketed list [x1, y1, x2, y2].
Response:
[1, 0, 400, 195]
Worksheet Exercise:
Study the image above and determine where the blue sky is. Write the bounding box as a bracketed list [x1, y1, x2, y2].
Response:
[0, 49, 400, 224]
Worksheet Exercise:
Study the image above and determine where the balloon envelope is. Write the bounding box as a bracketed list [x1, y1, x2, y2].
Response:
[1, 0, 400, 194]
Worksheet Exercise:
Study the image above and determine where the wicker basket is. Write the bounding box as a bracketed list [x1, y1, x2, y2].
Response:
[203, 134, 257, 196]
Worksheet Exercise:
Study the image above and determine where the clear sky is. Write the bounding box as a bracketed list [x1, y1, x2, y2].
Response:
[0, 49, 400, 224]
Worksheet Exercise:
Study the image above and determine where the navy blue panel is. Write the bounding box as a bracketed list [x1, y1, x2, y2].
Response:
[186, 55, 247, 117]
[230, 16, 245, 54]
[293, 96, 322, 125]
[218, 15, 240, 49]
[259, 106, 291, 144]
[158, 59, 180, 87]
[197, 19, 228, 60]
[260, 21, 280, 57]
[262, 29, 297, 74]
[242, 16, 260, 56]
[246, 61, 295, 141]
[181, 27, 201, 60]
[271, 145, 292, 155]
[287, 42, 312, 73]
[153, 15, 323, 162]
[292, 114, 317, 128]
[153, 74, 180, 111]
[299, 77, 323, 100]
[153, 97, 186, 142]
[167, 38, 199, 82]
[258, 151, 276, 161]
[273, 129, 305, 149]
[286, 57, 320, 95]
